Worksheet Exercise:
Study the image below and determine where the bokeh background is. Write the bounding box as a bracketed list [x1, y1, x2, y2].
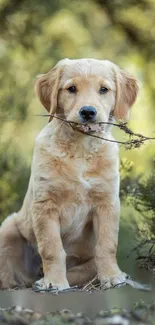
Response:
[0, 0, 155, 271]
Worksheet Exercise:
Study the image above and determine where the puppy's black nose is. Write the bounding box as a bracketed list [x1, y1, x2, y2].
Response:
[79, 106, 97, 122]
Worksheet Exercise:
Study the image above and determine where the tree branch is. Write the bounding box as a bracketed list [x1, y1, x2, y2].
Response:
[35, 114, 155, 150]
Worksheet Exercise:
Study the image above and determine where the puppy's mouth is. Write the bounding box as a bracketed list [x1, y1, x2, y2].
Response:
[75, 123, 104, 133]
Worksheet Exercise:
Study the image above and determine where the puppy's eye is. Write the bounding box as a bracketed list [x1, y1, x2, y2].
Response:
[67, 86, 77, 93]
[100, 87, 109, 94]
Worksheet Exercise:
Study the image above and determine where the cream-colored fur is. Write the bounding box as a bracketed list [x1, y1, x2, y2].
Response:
[0, 59, 139, 289]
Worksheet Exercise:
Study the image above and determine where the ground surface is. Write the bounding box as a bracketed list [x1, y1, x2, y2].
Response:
[0, 302, 155, 325]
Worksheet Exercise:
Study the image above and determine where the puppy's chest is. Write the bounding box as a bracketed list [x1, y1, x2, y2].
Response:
[52, 150, 112, 192]
[50, 151, 114, 239]
[58, 154, 112, 239]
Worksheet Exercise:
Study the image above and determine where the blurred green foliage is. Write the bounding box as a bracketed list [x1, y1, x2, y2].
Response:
[0, 142, 29, 218]
[0, 0, 155, 240]
[121, 158, 155, 239]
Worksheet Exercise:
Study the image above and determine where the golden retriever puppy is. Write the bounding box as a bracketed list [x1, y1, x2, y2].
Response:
[0, 59, 138, 290]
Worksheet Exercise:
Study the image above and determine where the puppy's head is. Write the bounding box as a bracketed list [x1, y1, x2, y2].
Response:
[35, 58, 139, 128]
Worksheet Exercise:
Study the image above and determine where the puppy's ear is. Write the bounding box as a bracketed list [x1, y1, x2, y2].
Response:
[35, 66, 62, 120]
[113, 68, 139, 121]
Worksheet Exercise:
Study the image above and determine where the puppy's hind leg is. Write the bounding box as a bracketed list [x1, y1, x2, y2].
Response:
[67, 258, 97, 288]
[0, 214, 41, 289]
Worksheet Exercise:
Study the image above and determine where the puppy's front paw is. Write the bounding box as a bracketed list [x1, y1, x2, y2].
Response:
[34, 276, 70, 292]
[100, 271, 128, 289]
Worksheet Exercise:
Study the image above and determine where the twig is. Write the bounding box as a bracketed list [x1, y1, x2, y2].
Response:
[82, 275, 99, 291]
[35, 113, 155, 149]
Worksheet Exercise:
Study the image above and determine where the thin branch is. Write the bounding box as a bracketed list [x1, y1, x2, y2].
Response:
[35, 113, 155, 149]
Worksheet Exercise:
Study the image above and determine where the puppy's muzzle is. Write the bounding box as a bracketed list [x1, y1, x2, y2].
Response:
[79, 106, 97, 122]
